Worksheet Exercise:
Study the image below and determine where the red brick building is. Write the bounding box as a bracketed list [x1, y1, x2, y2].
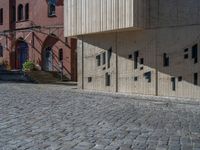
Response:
[0, 0, 77, 81]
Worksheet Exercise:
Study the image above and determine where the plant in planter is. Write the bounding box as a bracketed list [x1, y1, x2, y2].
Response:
[22, 60, 35, 72]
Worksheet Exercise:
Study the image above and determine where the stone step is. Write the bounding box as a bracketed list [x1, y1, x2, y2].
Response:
[25, 71, 70, 84]
[0, 70, 33, 82]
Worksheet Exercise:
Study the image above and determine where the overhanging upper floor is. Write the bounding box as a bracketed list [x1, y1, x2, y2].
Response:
[64, 0, 148, 37]
[64, 0, 200, 37]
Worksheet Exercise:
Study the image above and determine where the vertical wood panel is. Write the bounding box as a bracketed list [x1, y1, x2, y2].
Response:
[64, 0, 146, 36]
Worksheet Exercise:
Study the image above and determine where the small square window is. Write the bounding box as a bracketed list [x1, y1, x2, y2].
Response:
[88, 77, 92, 83]
[144, 71, 151, 83]
[184, 54, 188, 59]
[178, 76, 182, 82]
[184, 48, 188, 52]
[134, 76, 138, 81]
[128, 54, 132, 59]
[140, 67, 144, 70]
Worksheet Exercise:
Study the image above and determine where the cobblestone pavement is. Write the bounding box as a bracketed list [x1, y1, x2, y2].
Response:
[0, 83, 200, 150]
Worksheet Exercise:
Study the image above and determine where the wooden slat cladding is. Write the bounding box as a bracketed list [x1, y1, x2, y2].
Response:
[64, 0, 147, 36]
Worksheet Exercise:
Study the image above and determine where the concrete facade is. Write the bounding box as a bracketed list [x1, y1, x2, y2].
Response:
[64, 0, 147, 36]
[65, 0, 200, 98]
[0, 0, 77, 81]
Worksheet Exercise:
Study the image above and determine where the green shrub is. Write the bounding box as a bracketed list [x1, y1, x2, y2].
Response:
[23, 60, 35, 72]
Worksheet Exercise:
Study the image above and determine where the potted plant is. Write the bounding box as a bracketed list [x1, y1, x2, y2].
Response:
[22, 60, 35, 72]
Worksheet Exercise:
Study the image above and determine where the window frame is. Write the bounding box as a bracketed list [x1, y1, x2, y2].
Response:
[18, 4, 24, 21]
[58, 48, 63, 62]
[0, 8, 3, 25]
[194, 73, 198, 85]
[0, 44, 3, 57]
[12, 6, 16, 23]
[25, 3, 29, 20]
[48, 3, 56, 17]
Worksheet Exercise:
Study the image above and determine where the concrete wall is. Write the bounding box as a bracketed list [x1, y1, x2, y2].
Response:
[0, 0, 77, 81]
[64, 0, 148, 36]
[76, 0, 200, 99]
[78, 25, 200, 99]
[64, 0, 200, 37]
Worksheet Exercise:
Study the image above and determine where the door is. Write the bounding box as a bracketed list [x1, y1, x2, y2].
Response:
[43, 47, 53, 71]
[16, 41, 28, 69]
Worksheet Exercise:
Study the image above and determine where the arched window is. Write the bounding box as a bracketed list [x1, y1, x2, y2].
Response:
[0, 8, 3, 25]
[0, 43, 3, 57]
[12, 6, 16, 22]
[25, 3, 29, 20]
[18, 4, 23, 21]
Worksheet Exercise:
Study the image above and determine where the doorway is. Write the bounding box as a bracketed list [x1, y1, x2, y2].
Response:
[43, 47, 53, 71]
[15, 41, 28, 69]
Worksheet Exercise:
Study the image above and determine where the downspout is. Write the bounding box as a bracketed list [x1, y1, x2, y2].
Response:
[155, 0, 160, 96]
[81, 35, 84, 90]
[115, 32, 118, 93]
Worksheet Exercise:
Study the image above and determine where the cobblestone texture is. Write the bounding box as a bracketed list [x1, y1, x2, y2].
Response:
[0, 83, 200, 150]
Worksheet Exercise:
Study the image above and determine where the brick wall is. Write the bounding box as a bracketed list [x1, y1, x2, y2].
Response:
[0, 0, 77, 81]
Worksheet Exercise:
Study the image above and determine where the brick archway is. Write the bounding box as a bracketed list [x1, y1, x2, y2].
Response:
[42, 34, 58, 71]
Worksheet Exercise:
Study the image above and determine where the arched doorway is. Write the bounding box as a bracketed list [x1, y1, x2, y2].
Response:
[43, 47, 53, 71]
[15, 40, 29, 69]
[42, 34, 58, 71]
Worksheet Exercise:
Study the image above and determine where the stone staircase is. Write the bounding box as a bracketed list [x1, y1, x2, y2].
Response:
[0, 70, 33, 82]
[26, 71, 77, 86]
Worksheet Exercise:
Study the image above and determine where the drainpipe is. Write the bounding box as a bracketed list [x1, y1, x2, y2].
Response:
[155, 0, 160, 96]
[81, 36, 84, 90]
[115, 32, 118, 93]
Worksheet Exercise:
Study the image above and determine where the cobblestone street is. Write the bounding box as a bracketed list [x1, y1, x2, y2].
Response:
[0, 83, 200, 150]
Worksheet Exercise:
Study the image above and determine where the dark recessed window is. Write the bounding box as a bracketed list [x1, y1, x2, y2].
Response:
[140, 67, 144, 70]
[48, 3, 56, 17]
[18, 4, 23, 21]
[178, 76, 182, 82]
[192, 44, 198, 64]
[134, 76, 138, 81]
[128, 54, 132, 59]
[0, 44, 3, 57]
[12, 6, 16, 22]
[140, 58, 144, 64]
[88, 77, 92, 83]
[102, 52, 106, 65]
[105, 73, 111, 86]
[107, 47, 112, 68]
[59, 48, 63, 61]
[184, 54, 188, 59]
[194, 73, 198, 85]
[144, 71, 151, 83]
[163, 53, 169, 67]
[96, 55, 101, 66]
[0, 8, 3, 25]
[171, 77, 176, 91]
[184, 48, 188, 52]
[134, 51, 139, 69]
[25, 3, 29, 20]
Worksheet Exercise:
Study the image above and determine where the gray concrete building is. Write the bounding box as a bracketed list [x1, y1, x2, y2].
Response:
[64, 0, 200, 99]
